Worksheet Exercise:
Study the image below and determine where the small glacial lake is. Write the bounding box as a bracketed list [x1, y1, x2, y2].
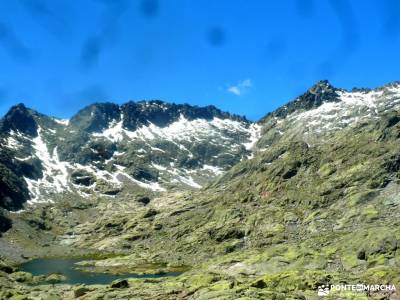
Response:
[20, 258, 181, 285]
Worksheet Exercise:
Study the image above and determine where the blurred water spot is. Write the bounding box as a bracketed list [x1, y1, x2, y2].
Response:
[312, 0, 359, 78]
[81, 37, 102, 70]
[329, 0, 359, 53]
[265, 37, 286, 61]
[0, 22, 32, 62]
[20, 0, 67, 36]
[139, 0, 159, 18]
[207, 27, 226, 47]
[80, 0, 126, 70]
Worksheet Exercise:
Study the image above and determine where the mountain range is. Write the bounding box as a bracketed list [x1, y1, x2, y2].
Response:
[1, 80, 400, 299]
[0, 100, 258, 210]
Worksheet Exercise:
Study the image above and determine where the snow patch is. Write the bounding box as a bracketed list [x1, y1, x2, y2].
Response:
[25, 127, 71, 203]
[202, 164, 224, 175]
[167, 168, 202, 188]
[118, 172, 166, 192]
[54, 118, 69, 126]
[91, 115, 258, 151]
[92, 119, 124, 142]
[152, 163, 167, 171]
[15, 156, 33, 161]
[6, 136, 21, 150]
[243, 124, 261, 150]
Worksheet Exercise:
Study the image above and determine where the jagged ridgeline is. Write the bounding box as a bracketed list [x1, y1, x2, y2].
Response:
[1, 80, 400, 298]
[0, 100, 259, 211]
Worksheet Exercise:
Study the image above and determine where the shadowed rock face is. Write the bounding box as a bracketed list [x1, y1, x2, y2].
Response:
[0, 171, 29, 211]
[1, 103, 38, 137]
[0, 145, 30, 211]
[69, 102, 121, 133]
[0, 210, 12, 233]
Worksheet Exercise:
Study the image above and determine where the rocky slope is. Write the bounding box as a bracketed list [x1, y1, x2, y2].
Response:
[258, 80, 400, 147]
[1, 80, 400, 299]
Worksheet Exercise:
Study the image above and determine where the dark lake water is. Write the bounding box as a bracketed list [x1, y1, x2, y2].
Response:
[19, 258, 181, 285]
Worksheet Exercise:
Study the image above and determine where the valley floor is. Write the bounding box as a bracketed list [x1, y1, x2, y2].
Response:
[1, 187, 399, 300]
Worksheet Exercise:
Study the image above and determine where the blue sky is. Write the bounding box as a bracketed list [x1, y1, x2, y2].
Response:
[0, 0, 399, 121]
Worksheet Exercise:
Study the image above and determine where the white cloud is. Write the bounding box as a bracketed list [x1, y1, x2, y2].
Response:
[227, 86, 241, 95]
[227, 79, 252, 96]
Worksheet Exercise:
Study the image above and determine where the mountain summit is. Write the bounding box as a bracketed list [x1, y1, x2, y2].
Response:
[1, 103, 38, 137]
[264, 80, 340, 120]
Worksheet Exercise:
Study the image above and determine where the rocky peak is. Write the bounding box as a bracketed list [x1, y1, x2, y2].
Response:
[376, 80, 400, 92]
[121, 101, 168, 130]
[308, 79, 336, 94]
[262, 80, 340, 120]
[69, 102, 121, 133]
[1, 103, 38, 137]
